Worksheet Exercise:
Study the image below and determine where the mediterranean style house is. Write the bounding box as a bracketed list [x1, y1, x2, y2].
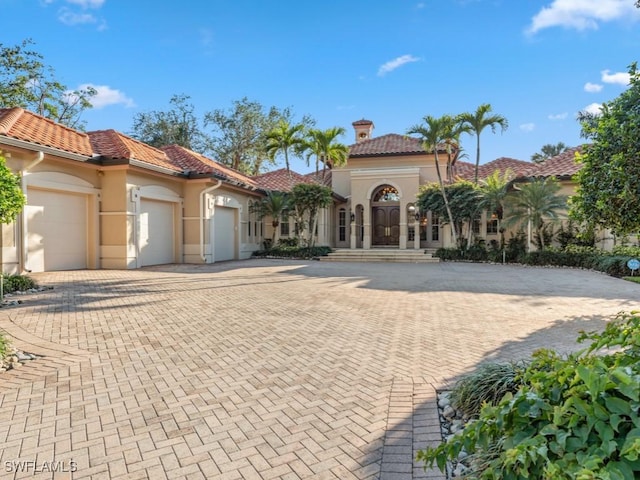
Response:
[0, 108, 587, 273]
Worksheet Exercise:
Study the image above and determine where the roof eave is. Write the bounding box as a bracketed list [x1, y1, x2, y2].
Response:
[0, 135, 93, 162]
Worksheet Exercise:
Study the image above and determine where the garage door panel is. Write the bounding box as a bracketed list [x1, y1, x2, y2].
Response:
[140, 199, 174, 266]
[213, 207, 235, 262]
[27, 189, 87, 272]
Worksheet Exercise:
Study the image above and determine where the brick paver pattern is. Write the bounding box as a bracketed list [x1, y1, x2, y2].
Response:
[0, 260, 638, 480]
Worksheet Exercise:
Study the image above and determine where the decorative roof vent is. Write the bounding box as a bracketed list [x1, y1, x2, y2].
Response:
[352, 119, 374, 143]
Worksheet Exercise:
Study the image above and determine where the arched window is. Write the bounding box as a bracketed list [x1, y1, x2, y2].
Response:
[372, 185, 400, 202]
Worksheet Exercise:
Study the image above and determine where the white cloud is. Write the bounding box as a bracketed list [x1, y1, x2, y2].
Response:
[66, 0, 105, 7]
[520, 123, 536, 132]
[58, 8, 96, 25]
[582, 102, 603, 115]
[74, 84, 135, 109]
[601, 69, 631, 86]
[377, 55, 420, 76]
[584, 82, 603, 93]
[526, 0, 639, 35]
[548, 112, 568, 120]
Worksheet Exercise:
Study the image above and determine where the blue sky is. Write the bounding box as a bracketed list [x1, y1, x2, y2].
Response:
[2, 0, 639, 173]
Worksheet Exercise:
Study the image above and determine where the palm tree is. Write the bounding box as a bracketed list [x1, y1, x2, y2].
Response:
[265, 119, 305, 181]
[408, 115, 459, 246]
[251, 191, 290, 247]
[303, 127, 349, 180]
[458, 104, 508, 184]
[503, 177, 566, 251]
[530, 142, 568, 163]
[479, 169, 512, 247]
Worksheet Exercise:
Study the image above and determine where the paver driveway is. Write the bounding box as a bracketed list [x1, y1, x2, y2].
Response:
[1, 260, 639, 480]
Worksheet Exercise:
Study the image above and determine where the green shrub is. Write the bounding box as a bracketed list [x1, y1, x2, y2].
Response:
[252, 246, 331, 259]
[505, 230, 527, 263]
[277, 237, 299, 248]
[417, 311, 640, 479]
[449, 361, 527, 419]
[2, 274, 37, 294]
[612, 245, 640, 257]
[0, 332, 8, 359]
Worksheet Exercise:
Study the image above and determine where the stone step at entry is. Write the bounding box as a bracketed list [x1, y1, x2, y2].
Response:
[320, 248, 440, 263]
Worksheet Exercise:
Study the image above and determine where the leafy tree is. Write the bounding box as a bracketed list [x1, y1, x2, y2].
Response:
[408, 115, 460, 245]
[504, 177, 566, 250]
[0, 154, 26, 224]
[0, 39, 96, 129]
[250, 191, 290, 247]
[290, 183, 333, 247]
[479, 169, 512, 247]
[530, 142, 569, 163]
[417, 180, 482, 247]
[265, 119, 305, 181]
[458, 104, 508, 184]
[204, 97, 295, 175]
[302, 127, 349, 180]
[571, 63, 640, 236]
[130, 94, 207, 152]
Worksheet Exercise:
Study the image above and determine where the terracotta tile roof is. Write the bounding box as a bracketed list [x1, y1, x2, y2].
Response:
[352, 119, 374, 126]
[0, 107, 93, 156]
[525, 146, 584, 178]
[478, 157, 532, 180]
[349, 133, 448, 157]
[88, 130, 182, 172]
[253, 168, 324, 192]
[453, 161, 475, 179]
[162, 145, 258, 188]
[304, 170, 332, 186]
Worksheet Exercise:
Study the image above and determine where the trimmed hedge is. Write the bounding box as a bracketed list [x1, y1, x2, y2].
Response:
[434, 247, 638, 278]
[2, 274, 37, 294]
[252, 246, 332, 259]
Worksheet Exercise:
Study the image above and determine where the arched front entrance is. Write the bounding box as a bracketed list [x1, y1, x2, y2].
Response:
[371, 185, 400, 246]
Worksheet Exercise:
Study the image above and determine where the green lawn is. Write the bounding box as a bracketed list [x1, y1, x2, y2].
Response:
[623, 276, 640, 284]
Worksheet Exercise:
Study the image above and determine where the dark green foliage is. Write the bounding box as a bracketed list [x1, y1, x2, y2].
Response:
[0, 155, 26, 224]
[556, 220, 596, 249]
[277, 237, 299, 248]
[417, 311, 640, 479]
[504, 230, 527, 262]
[572, 63, 640, 236]
[0, 331, 8, 359]
[252, 246, 331, 259]
[532, 222, 555, 251]
[449, 361, 526, 419]
[2, 273, 36, 294]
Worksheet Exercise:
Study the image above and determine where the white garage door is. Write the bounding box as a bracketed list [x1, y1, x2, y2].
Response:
[139, 199, 174, 266]
[26, 188, 87, 272]
[213, 207, 235, 262]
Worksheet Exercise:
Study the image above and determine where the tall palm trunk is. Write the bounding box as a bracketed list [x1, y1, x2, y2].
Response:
[434, 151, 457, 245]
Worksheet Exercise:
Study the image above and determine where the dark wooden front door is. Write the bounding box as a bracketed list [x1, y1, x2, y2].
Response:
[372, 206, 400, 246]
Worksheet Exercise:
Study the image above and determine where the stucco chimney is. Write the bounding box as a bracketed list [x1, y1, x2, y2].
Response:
[352, 119, 374, 143]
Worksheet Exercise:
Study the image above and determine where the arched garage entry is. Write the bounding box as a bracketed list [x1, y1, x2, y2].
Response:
[25, 172, 100, 272]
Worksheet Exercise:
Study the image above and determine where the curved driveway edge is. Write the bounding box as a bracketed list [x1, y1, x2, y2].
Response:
[0, 260, 638, 479]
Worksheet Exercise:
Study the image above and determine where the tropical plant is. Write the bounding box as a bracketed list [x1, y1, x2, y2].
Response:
[530, 142, 569, 163]
[250, 191, 290, 246]
[449, 361, 527, 419]
[408, 115, 462, 245]
[130, 94, 207, 152]
[417, 311, 640, 480]
[479, 169, 512, 248]
[0, 154, 26, 225]
[458, 104, 508, 184]
[303, 127, 349, 180]
[265, 119, 305, 181]
[504, 177, 566, 250]
[290, 183, 333, 248]
[417, 180, 482, 247]
[571, 63, 640, 236]
[0, 39, 96, 129]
